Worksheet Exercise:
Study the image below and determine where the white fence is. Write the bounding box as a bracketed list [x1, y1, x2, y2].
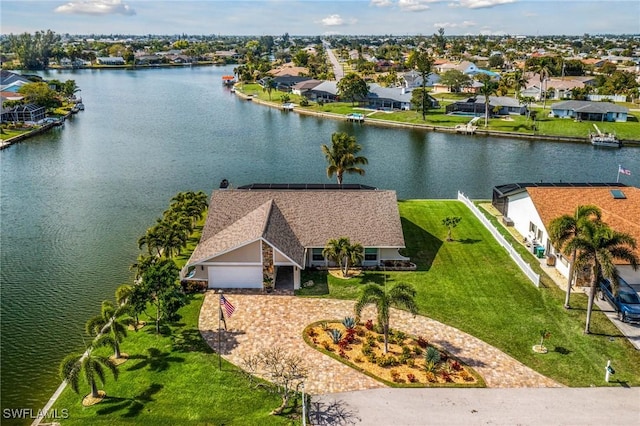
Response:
[457, 191, 540, 287]
[587, 94, 627, 103]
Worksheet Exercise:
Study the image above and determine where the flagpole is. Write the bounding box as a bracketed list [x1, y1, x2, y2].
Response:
[617, 165, 620, 183]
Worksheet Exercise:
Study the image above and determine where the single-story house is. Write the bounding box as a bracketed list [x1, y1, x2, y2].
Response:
[304, 81, 339, 102]
[291, 79, 324, 96]
[551, 100, 628, 122]
[367, 84, 439, 110]
[446, 96, 527, 116]
[96, 56, 126, 66]
[259, 76, 312, 91]
[184, 184, 409, 290]
[492, 183, 640, 284]
[1, 70, 31, 93]
[401, 71, 440, 89]
[432, 80, 483, 94]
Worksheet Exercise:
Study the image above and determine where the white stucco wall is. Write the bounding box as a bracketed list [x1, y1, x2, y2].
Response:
[379, 248, 409, 261]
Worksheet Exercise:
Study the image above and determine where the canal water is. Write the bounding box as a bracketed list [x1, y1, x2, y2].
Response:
[1, 65, 638, 415]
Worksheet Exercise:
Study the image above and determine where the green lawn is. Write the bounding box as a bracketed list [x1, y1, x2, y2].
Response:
[52, 294, 296, 425]
[235, 84, 640, 141]
[297, 200, 640, 387]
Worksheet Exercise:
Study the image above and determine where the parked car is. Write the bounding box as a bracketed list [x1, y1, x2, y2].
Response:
[599, 278, 640, 323]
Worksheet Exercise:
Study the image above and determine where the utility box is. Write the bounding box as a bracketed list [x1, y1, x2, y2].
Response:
[546, 254, 556, 266]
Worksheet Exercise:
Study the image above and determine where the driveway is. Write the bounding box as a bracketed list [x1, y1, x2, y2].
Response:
[199, 292, 559, 394]
[593, 295, 640, 350]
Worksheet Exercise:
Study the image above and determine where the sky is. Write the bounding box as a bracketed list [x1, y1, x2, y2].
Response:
[1, 0, 639, 37]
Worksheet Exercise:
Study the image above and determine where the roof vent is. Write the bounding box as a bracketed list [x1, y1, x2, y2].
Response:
[610, 189, 626, 199]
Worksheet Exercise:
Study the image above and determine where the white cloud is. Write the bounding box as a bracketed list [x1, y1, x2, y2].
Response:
[434, 20, 476, 28]
[456, 0, 516, 9]
[370, 0, 394, 7]
[55, 0, 136, 16]
[398, 0, 437, 12]
[320, 14, 345, 27]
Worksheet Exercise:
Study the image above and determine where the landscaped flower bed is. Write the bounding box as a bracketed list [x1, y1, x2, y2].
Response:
[303, 319, 485, 387]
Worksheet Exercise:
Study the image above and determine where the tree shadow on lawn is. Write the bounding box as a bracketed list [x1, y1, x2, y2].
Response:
[171, 328, 214, 353]
[126, 348, 185, 373]
[454, 238, 482, 244]
[400, 218, 442, 271]
[96, 383, 163, 418]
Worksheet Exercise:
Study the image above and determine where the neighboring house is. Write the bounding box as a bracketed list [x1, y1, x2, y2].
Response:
[213, 50, 242, 61]
[2, 103, 46, 123]
[134, 54, 163, 65]
[366, 84, 438, 110]
[446, 96, 527, 116]
[432, 80, 483, 94]
[291, 79, 324, 96]
[305, 81, 339, 102]
[524, 74, 596, 100]
[492, 183, 640, 283]
[184, 184, 409, 290]
[260, 75, 312, 91]
[268, 63, 310, 78]
[401, 70, 440, 89]
[551, 100, 628, 122]
[0, 70, 30, 93]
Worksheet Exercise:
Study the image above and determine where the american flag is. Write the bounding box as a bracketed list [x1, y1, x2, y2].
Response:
[618, 165, 631, 176]
[220, 294, 235, 318]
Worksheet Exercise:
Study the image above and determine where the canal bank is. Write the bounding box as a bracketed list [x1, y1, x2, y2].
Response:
[237, 90, 640, 147]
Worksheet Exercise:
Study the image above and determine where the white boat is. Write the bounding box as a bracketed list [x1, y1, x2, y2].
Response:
[589, 124, 620, 147]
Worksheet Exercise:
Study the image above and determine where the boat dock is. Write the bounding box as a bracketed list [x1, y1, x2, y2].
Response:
[455, 116, 480, 134]
[346, 113, 365, 122]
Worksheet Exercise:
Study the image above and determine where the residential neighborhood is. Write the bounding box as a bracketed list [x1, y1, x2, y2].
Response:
[2, 22, 640, 426]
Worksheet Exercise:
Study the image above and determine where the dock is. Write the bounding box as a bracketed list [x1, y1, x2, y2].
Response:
[346, 113, 365, 122]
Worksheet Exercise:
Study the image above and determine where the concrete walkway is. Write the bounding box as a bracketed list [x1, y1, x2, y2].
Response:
[199, 292, 560, 395]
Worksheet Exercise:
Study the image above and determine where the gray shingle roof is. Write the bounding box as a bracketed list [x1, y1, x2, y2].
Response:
[551, 100, 628, 114]
[188, 188, 405, 267]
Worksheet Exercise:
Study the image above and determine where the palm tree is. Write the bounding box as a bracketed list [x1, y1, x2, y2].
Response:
[85, 300, 128, 360]
[407, 47, 434, 121]
[344, 242, 364, 277]
[262, 77, 277, 100]
[548, 205, 602, 309]
[564, 221, 638, 334]
[321, 132, 368, 184]
[322, 237, 350, 272]
[511, 69, 527, 99]
[476, 74, 498, 128]
[59, 350, 118, 400]
[354, 283, 418, 353]
[532, 63, 551, 109]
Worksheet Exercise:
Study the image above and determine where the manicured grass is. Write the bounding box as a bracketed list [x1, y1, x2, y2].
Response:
[0, 128, 30, 140]
[297, 200, 640, 387]
[52, 294, 296, 425]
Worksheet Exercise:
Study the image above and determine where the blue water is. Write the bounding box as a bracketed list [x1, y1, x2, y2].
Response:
[1, 65, 639, 418]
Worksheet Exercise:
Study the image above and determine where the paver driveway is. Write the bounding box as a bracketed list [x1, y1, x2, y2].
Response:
[199, 292, 560, 394]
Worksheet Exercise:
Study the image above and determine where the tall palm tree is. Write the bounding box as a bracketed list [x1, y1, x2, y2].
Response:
[262, 77, 277, 100]
[548, 205, 602, 309]
[85, 300, 128, 360]
[354, 283, 418, 353]
[60, 350, 118, 399]
[511, 69, 527, 99]
[321, 132, 368, 184]
[407, 47, 434, 121]
[532, 63, 551, 109]
[565, 221, 638, 334]
[476, 74, 498, 128]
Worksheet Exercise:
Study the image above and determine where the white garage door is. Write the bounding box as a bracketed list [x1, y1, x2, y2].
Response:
[208, 265, 262, 289]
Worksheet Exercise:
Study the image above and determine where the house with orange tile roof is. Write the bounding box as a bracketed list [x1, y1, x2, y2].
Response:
[492, 183, 640, 284]
[183, 184, 409, 291]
